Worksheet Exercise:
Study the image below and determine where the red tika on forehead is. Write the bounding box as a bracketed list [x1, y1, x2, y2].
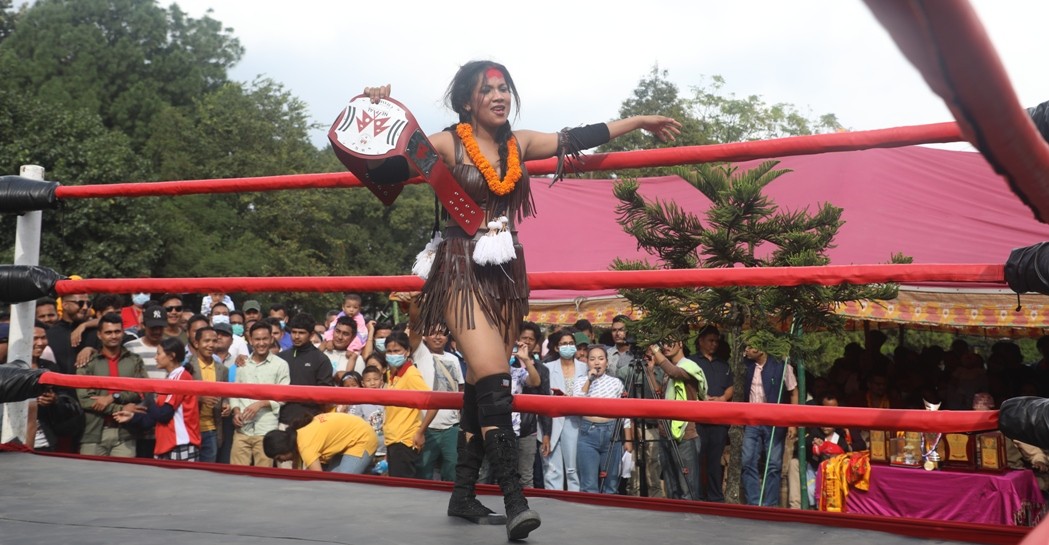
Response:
[485, 67, 504, 80]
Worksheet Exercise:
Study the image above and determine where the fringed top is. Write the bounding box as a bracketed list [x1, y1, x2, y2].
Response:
[413, 132, 534, 344]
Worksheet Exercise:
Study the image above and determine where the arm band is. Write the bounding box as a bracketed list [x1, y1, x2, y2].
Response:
[365, 156, 410, 185]
[553, 123, 611, 182]
[561, 123, 611, 153]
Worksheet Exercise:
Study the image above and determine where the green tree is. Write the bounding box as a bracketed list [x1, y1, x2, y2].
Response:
[599, 67, 843, 177]
[0, 0, 432, 320]
[0, 0, 243, 149]
[0, 89, 159, 277]
[143, 78, 432, 316]
[691, 75, 843, 143]
[0, 0, 24, 43]
[613, 162, 909, 504]
[600, 66, 704, 154]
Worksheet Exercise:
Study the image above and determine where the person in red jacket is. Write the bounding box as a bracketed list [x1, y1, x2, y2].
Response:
[114, 337, 201, 461]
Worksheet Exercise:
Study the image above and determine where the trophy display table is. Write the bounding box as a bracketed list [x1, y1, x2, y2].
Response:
[832, 464, 1044, 526]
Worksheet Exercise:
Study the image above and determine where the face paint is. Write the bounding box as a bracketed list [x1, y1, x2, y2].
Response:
[485, 67, 503, 80]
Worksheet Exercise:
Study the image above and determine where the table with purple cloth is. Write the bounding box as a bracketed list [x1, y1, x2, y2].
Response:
[843, 464, 1044, 526]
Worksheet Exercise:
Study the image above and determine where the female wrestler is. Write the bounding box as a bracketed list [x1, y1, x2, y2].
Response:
[364, 60, 679, 540]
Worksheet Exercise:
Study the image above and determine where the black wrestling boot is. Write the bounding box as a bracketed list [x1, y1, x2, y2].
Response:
[484, 427, 541, 541]
[448, 430, 506, 524]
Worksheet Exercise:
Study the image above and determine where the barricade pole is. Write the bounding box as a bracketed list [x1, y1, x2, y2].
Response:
[2, 165, 45, 443]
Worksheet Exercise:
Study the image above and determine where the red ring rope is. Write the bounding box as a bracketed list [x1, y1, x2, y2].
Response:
[39, 372, 996, 433]
[51, 122, 962, 200]
[53, 263, 1004, 295]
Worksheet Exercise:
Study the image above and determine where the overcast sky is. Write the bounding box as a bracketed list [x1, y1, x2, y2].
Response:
[172, 1, 1049, 149]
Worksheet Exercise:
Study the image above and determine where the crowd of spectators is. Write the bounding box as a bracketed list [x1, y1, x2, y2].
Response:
[3, 290, 1047, 508]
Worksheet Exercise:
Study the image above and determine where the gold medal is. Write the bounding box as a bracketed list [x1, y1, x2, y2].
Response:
[923, 460, 935, 471]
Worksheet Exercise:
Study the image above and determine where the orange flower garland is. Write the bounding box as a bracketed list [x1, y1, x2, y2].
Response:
[456, 123, 522, 196]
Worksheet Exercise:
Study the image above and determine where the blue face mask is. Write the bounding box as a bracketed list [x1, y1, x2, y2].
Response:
[279, 320, 286, 330]
[375, 337, 387, 352]
[558, 345, 577, 359]
[386, 353, 407, 368]
[231, 324, 245, 337]
[132, 293, 150, 306]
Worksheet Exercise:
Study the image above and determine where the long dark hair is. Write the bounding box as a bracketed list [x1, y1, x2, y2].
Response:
[544, 328, 577, 363]
[159, 337, 190, 374]
[444, 60, 521, 179]
[262, 414, 314, 459]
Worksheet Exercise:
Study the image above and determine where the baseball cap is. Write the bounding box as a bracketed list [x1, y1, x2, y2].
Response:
[143, 305, 167, 328]
[573, 332, 590, 346]
[243, 300, 262, 313]
[213, 322, 233, 336]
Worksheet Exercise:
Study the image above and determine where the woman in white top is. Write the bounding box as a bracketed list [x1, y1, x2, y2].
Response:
[574, 345, 633, 494]
[542, 329, 588, 491]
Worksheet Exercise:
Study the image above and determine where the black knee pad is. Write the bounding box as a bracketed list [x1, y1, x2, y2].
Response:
[474, 373, 513, 430]
[461, 382, 481, 435]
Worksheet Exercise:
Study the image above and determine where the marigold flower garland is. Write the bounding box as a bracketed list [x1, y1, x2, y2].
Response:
[456, 123, 522, 196]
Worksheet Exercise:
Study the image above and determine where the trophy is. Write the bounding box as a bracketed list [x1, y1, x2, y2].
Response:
[890, 431, 923, 468]
[922, 433, 943, 471]
[920, 399, 942, 471]
[870, 430, 889, 464]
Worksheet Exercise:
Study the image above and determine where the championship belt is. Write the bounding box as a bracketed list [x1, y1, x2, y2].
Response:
[328, 95, 483, 235]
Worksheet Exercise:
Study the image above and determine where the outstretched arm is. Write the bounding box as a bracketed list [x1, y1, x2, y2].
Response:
[516, 115, 681, 161]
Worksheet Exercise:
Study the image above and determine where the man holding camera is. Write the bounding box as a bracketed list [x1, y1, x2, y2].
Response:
[648, 334, 707, 500]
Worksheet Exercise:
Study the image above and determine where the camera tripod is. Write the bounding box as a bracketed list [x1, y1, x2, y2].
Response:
[602, 349, 695, 500]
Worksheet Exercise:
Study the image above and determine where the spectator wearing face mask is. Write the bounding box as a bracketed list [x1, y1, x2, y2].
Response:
[268, 304, 293, 351]
[542, 329, 587, 491]
[210, 303, 249, 366]
[381, 331, 431, 478]
[121, 292, 152, 332]
[229, 311, 246, 339]
[363, 321, 394, 361]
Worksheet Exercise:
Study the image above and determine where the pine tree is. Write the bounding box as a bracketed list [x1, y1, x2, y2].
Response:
[613, 161, 909, 504]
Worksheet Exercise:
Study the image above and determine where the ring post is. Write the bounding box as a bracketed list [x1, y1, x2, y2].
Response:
[2, 164, 45, 444]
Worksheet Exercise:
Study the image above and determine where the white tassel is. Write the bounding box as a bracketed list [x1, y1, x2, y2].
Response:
[412, 231, 444, 279]
[494, 216, 516, 263]
[473, 217, 516, 266]
[472, 221, 503, 265]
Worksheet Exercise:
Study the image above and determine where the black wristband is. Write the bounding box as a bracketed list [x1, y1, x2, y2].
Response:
[366, 156, 410, 185]
[562, 123, 611, 152]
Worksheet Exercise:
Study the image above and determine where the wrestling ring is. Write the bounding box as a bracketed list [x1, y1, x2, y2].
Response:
[3, 1, 1049, 544]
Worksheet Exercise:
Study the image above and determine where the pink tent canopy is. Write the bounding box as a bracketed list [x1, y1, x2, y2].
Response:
[517, 146, 1049, 328]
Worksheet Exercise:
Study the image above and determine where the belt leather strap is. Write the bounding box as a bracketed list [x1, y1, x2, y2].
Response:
[328, 95, 482, 235]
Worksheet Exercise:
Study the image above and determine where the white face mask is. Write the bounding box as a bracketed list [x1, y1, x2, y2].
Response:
[212, 314, 230, 325]
[132, 293, 150, 306]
